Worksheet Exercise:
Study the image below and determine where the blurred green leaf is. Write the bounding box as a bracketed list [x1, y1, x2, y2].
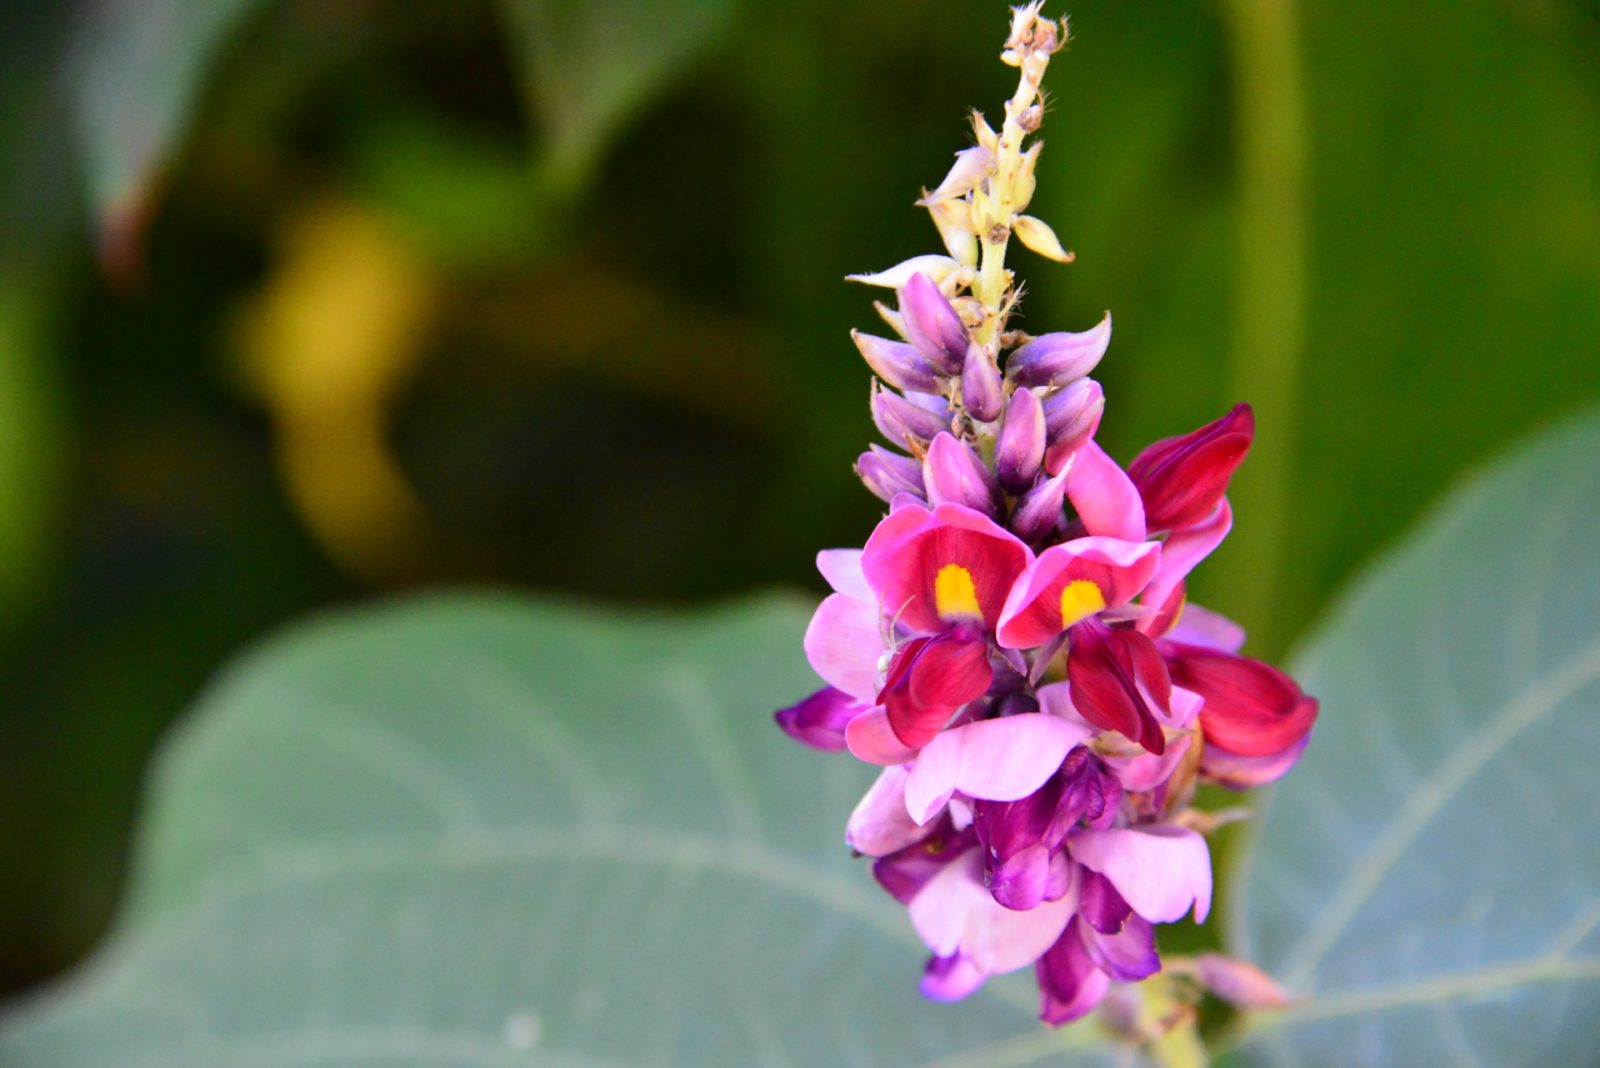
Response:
[0, 272, 66, 621]
[0, 595, 1132, 1066]
[68, 0, 266, 232]
[1225, 405, 1600, 1065]
[499, 0, 734, 191]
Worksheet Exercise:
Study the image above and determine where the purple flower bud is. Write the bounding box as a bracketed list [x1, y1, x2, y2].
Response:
[1042, 378, 1105, 475]
[899, 273, 970, 375]
[923, 432, 1001, 515]
[1010, 467, 1068, 543]
[961, 346, 1004, 422]
[1005, 313, 1112, 388]
[995, 387, 1045, 493]
[851, 330, 943, 393]
[1043, 378, 1105, 443]
[856, 445, 926, 502]
[871, 382, 950, 447]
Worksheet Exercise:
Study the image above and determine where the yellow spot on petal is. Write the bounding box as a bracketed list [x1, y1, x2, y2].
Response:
[1060, 579, 1106, 629]
[934, 563, 983, 622]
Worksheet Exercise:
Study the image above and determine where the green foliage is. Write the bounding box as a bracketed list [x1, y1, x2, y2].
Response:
[0, 596, 1128, 1067]
[1225, 405, 1600, 1065]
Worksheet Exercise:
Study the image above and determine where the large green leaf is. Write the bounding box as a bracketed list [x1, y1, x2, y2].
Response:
[0, 595, 1123, 1066]
[1225, 407, 1600, 1065]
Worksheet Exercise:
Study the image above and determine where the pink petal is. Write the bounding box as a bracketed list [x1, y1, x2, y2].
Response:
[844, 707, 921, 766]
[904, 715, 1095, 825]
[1165, 603, 1247, 653]
[1193, 953, 1294, 1009]
[1201, 734, 1311, 789]
[860, 502, 1033, 634]
[846, 765, 925, 856]
[816, 549, 872, 601]
[1138, 500, 1232, 634]
[1037, 918, 1113, 1025]
[803, 593, 884, 703]
[1070, 825, 1212, 924]
[997, 537, 1161, 649]
[1064, 440, 1146, 541]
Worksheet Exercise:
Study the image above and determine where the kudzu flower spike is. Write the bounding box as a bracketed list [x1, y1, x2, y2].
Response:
[773, 2, 1318, 1044]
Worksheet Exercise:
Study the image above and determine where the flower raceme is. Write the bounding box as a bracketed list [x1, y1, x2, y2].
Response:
[773, 2, 1317, 1040]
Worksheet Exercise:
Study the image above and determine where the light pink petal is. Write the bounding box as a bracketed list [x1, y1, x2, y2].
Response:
[904, 714, 1094, 825]
[909, 850, 1076, 976]
[1064, 440, 1146, 541]
[845, 707, 921, 766]
[803, 593, 884, 703]
[1139, 501, 1232, 632]
[1167, 603, 1247, 653]
[816, 548, 872, 601]
[845, 765, 925, 856]
[1070, 824, 1212, 924]
[1193, 953, 1294, 1009]
[1107, 733, 1192, 793]
[1201, 734, 1311, 789]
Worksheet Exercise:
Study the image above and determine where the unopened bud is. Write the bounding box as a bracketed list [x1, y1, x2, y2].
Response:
[995, 387, 1045, 493]
[1042, 377, 1105, 474]
[923, 432, 1001, 515]
[961, 346, 1004, 422]
[1014, 143, 1043, 212]
[856, 445, 925, 503]
[918, 146, 994, 205]
[927, 199, 979, 266]
[846, 255, 960, 290]
[971, 110, 999, 153]
[1012, 214, 1074, 263]
[871, 381, 950, 447]
[1191, 954, 1293, 1010]
[852, 330, 943, 393]
[1006, 313, 1111, 388]
[899, 273, 971, 375]
[1010, 463, 1069, 542]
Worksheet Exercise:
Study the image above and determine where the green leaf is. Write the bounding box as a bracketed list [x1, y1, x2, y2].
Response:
[0, 595, 1124, 1066]
[1225, 407, 1600, 1065]
[499, 0, 734, 192]
[68, 0, 265, 226]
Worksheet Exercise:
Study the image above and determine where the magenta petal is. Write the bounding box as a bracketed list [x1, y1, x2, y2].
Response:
[997, 536, 1161, 650]
[882, 631, 993, 750]
[803, 593, 884, 703]
[1129, 404, 1254, 533]
[904, 714, 1094, 825]
[1064, 440, 1146, 541]
[774, 686, 867, 751]
[1037, 918, 1112, 1026]
[1082, 912, 1159, 982]
[920, 953, 989, 1002]
[1168, 645, 1319, 758]
[845, 708, 921, 766]
[1070, 824, 1213, 924]
[846, 765, 925, 856]
[860, 501, 1033, 634]
[1138, 500, 1231, 634]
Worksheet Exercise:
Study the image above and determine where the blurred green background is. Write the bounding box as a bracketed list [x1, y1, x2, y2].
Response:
[0, 0, 1596, 1001]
